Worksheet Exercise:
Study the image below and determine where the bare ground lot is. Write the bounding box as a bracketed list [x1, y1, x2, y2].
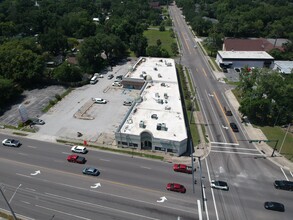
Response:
[0, 60, 139, 145]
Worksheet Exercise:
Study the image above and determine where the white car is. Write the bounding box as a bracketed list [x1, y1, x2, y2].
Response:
[112, 82, 122, 87]
[71, 146, 88, 154]
[211, 180, 229, 191]
[92, 98, 107, 104]
[2, 139, 21, 147]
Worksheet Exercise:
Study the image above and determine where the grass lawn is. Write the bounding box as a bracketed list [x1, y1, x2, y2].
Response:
[143, 29, 176, 56]
[260, 126, 293, 161]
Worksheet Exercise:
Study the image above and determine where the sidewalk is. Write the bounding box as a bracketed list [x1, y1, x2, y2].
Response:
[226, 89, 293, 171]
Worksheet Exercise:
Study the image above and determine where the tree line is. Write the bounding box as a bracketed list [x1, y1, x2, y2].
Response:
[0, 0, 172, 111]
[176, 0, 293, 59]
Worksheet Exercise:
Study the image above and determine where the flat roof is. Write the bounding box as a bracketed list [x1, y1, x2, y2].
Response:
[218, 51, 274, 60]
[120, 57, 187, 142]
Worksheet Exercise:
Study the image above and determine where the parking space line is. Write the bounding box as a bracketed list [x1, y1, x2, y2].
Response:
[280, 167, 288, 180]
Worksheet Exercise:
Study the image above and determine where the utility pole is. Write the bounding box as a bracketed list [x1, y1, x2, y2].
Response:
[198, 156, 205, 212]
[271, 140, 279, 157]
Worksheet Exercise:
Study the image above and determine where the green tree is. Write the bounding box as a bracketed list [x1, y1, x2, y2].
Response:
[53, 61, 82, 82]
[39, 28, 68, 55]
[129, 34, 148, 57]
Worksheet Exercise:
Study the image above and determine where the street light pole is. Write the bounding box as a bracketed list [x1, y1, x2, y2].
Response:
[198, 156, 205, 212]
[191, 153, 195, 194]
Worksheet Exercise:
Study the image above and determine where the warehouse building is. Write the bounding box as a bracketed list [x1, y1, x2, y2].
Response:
[216, 51, 274, 69]
[115, 57, 188, 156]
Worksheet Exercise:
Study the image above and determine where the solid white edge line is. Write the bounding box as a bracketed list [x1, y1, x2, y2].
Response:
[197, 200, 202, 220]
[205, 158, 219, 220]
[280, 167, 289, 180]
[202, 184, 209, 220]
[290, 171, 293, 178]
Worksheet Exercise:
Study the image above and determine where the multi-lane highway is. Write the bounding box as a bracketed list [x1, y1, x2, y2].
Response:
[1, 134, 201, 220]
[169, 3, 292, 220]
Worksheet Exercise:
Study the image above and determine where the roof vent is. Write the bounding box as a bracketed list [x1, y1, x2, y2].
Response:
[161, 123, 168, 131]
[161, 83, 165, 87]
[164, 93, 168, 99]
[156, 123, 161, 130]
[139, 120, 145, 128]
[157, 99, 163, 104]
[165, 105, 171, 110]
[155, 92, 160, 98]
[151, 114, 158, 119]
[158, 73, 162, 78]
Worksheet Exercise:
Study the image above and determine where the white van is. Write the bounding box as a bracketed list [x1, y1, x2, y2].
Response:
[90, 76, 98, 84]
[92, 98, 107, 104]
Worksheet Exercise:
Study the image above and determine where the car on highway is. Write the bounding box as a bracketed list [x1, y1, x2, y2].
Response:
[211, 180, 229, 190]
[230, 122, 239, 132]
[264, 201, 285, 212]
[2, 139, 21, 147]
[107, 74, 114, 79]
[166, 183, 186, 193]
[67, 154, 86, 164]
[173, 164, 195, 174]
[274, 180, 293, 191]
[71, 146, 88, 154]
[92, 98, 107, 104]
[83, 167, 100, 176]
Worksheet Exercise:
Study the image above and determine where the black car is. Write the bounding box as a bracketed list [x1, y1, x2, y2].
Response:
[264, 201, 285, 212]
[230, 122, 239, 132]
[107, 74, 114, 79]
[116, 75, 123, 80]
[274, 180, 293, 191]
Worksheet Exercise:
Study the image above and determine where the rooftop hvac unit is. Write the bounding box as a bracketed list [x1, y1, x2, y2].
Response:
[165, 105, 171, 110]
[158, 73, 162, 78]
[161, 123, 167, 131]
[155, 92, 160, 97]
[156, 123, 162, 130]
[164, 93, 168, 99]
[157, 99, 163, 104]
[161, 83, 165, 87]
[139, 120, 145, 128]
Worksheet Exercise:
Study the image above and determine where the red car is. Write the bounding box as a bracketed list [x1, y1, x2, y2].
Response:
[173, 164, 194, 174]
[166, 183, 186, 193]
[67, 154, 86, 164]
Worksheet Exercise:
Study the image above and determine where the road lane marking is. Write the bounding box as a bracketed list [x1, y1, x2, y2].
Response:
[202, 184, 209, 220]
[21, 201, 31, 204]
[290, 171, 293, 178]
[25, 188, 36, 192]
[213, 92, 238, 144]
[36, 205, 92, 220]
[15, 173, 196, 214]
[211, 142, 239, 146]
[43, 193, 160, 220]
[202, 68, 208, 77]
[280, 167, 289, 180]
[27, 145, 37, 149]
[210, 150, 263, 156]
[205, 90, 227, 143]
[205, 158, 219, 220]
[62, 152, 71, 155]
[100, 159, 110, 162]
[18, 153, 29, 156]
[140, 166, 151, 169]
[211, 146, 259, 151]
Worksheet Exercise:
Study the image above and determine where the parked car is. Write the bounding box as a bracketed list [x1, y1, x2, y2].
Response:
[274, 180, 293, 191]
[211, 180, 229, 190]
[264, 201, 285, 212]
[2, 139, 21, 147]
[112, 82, 122, 87]
[230, 122, 239, 132]
[83, 167, 100, 176]
[71, 146, 88, 154]
[90, 76, 99, 84]
[94, 73, 104, 78]
[116, 75, 123, 80]
[123, 101, 133, 106]
[166, 183, 186, 193]
[107, 74, 114, 79]
[31, 118, 45, 125]
[67, 155, 86, 164]
[173, 164, 195, 174]
[92, 98, 107, 104]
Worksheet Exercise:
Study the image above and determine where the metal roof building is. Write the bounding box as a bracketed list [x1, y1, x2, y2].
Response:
[273, 61, 293, 74]
[115, 57, 188, 156]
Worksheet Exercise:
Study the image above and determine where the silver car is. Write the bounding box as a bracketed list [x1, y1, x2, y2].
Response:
[211, 180, 229, 190]
[2, 139, 21, 147]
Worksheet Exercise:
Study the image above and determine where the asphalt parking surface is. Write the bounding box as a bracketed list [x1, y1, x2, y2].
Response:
[0, 60, 139, 145]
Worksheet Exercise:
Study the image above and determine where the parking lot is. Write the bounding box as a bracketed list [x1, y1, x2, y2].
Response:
[0, 60, 139, 145]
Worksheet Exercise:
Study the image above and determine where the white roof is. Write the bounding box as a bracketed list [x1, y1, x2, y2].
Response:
[120, 57, 187, 142]
[218, 51, 274, 60]
[274, 61, 293, 74]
